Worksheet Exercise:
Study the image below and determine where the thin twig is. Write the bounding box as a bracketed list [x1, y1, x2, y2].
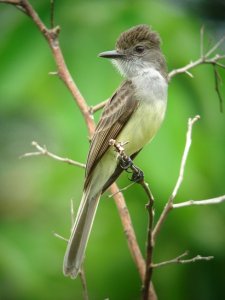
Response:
[79, 267, 89, 300]
[152, 115, 200, 242]
[169, 31, 225, 111]
[169, 31, 225, 81]
[205, 34, 225, 57]
[53, 232, 68, 242]
[20, 141, 86, 168]
[89, 99, 108, 114]
[0, 0, 20, 3]
[213, 65, 223, 112]
[152, 251, 214, 268]
[141, 181, 155, 300]
[108, 182, 135, 198]
[173, 195, 225, 208]
[168, 54, 225, 80]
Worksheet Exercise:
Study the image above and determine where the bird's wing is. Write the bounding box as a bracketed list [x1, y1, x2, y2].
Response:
[84, 80, 139, 189]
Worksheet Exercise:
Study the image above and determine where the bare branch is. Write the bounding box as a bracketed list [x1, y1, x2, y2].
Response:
[110, 184, 146, 279]
[79, 267, 89, 300]
[3, 0, 95, 136]
[169, 31, 225, 111]
[213, 65, 224, 112]
[169, 31, 225, 81]
[20, 141, 86, 168]
[108, 182, 135, 198]
[152, 251, 214, 269]
[142, 181, 155, 300]
[0, 0, 20, 3]
[205, 34, 225, 57]
[89, 99, 108, 114]
[168, 54, 225, 80]
[108, 139, 156, 300]
[53, 232, 68, 243]
[173, 195, 225, 208]
[170, 115, 200, 201]
[152, 115, 200, 242]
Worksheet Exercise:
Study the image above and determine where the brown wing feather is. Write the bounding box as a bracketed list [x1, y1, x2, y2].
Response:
[84, 80, 138, 189]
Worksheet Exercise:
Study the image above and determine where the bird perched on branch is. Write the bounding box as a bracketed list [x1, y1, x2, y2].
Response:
[63, 24, 168, 278]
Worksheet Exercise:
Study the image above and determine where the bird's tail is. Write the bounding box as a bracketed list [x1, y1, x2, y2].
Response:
[63, 185, 101, 278]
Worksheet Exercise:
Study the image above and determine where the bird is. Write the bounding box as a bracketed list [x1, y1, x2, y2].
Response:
[63, 24, 168, 278]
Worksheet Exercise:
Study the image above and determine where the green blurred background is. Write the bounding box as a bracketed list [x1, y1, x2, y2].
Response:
[0, 1, 225, 299]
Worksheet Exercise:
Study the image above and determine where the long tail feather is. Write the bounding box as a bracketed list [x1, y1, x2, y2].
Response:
[63, 187, 101, 278]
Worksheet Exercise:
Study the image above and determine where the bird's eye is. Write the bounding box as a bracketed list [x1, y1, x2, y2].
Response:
[134, 45, 145, 54]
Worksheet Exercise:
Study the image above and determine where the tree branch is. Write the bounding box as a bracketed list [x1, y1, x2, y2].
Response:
[20, 141, 86, 168]
[169, 31, 225, 112]
[109, 139, 157, 300]
[109, 184, 146, 281]
[89, 99, 108, 114]
[173, 195, 225, 208]
[168, 54, 225, 80]
[11, 0, 94, 136]
[152, 115, 200, 243]
[141, 182, 155, 300]
[152, 251, 214, 269]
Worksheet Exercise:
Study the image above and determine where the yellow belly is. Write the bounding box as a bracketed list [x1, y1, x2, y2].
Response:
[116, 99, 166, 156]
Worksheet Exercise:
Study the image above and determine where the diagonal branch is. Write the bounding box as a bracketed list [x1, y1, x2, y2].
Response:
[213, 65, 224, 112]
[89, 99, 109, 114]
[152, 115, 200, 243]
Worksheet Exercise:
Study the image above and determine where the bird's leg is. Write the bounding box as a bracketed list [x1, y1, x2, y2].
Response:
[109, 138, 144, 183]
[130, 165, 144, 183]
[119, 155, 133, 170]
[119, 155, 144, 183]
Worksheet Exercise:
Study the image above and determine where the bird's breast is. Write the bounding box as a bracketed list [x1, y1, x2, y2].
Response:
[117, 99, 166, 156]
[117, 70, 168, 156]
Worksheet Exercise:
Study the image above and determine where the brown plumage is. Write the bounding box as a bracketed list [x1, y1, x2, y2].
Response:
[84, 80, 138, 189]
[116, 24, 161, 51]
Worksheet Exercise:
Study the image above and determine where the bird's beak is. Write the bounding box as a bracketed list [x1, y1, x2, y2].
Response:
[98, 50, 125, 59]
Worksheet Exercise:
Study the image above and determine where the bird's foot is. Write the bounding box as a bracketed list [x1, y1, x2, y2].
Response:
[119, 155, 133, 170]
[119, 155, 144, 183]
[130, 167, 144, 183]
